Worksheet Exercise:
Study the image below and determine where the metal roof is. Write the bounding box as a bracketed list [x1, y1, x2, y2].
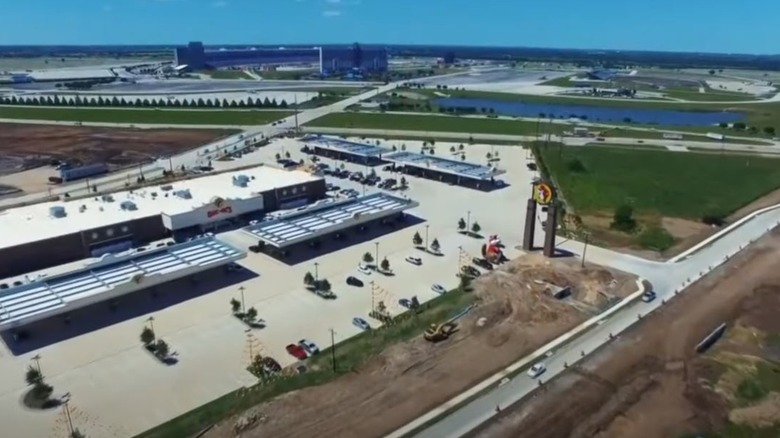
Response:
[244, 193, 418, 248]
[302, 134, 393, 157]
[0, 237, 243, 328]
[383, 151, 503, 180]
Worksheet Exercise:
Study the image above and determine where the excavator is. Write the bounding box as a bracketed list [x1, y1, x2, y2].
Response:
[424, 322, 457, 342]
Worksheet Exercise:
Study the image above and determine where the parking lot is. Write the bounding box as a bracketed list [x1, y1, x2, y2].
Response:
[0, 136, 539, 438]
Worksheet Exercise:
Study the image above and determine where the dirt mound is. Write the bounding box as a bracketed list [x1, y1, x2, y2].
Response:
[729, 392, 780, 427]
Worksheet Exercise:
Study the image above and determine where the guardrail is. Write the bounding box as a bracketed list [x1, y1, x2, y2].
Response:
[387, 278, 647, 438]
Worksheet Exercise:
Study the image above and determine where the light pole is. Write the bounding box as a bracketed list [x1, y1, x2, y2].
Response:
[314, 262, 319, 282]
[31, 354, 42, 374]
[466, 211, 471, 234]
[329, 328, 337, 372]
[374, 242, 380, 270]
[370, 281, 375, 311]
[146, 316, 155, 339]
[581, 233, 590, 268]
[424, 225, 430, 252]
[62, 392, 75, 437]
[239, 286, 246, 314]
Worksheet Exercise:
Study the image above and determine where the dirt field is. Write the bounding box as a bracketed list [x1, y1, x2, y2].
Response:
[202, 255, 637, 438]
[0, 123, 235, 192]
[474, 230, 780, 438]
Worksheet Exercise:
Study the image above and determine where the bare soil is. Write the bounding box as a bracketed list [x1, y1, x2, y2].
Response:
[203, 254, 637, 438]
[0, 123, 235, 191]
[474, 229, 780, 438]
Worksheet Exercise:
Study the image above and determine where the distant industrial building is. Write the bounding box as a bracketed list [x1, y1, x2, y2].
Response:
[0, 166, 326, 279]
[174, 42, 388, 74]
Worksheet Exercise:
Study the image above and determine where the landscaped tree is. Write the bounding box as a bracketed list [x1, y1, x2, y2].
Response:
[25, 366, 42, 386]
[380, 257, 390, 272]
[303, 272, 315, 286]
[362, 252, 374, 265]
[567, 158, 586, 173]
[461, 153, 466, 161]
[471, 221, 481, 235]
[718, 122, 728, 129]
[458, 144, 465, 151]
[275, 153, 281, 161]
[459, 272, 472, 292]
[611, 205, 637, 233]
[245, 307, 258, 322]
[764, 126, 776, 136]
[450, 146, 456, 153]
[400, 143, 407, 151]
[25, 366, 53, 400]
[155, 339, 169, 358]
[140, 326, 155, 346]
[430, 238, 441, 252]
[400, 176, 407, 188]
[733, 122, 747, 131]
[412, 231, 423, 247]
[230, 298, 241, 314]
[458, 217, 466, 231]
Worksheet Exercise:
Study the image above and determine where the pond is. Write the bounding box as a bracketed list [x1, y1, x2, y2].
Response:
[433, 97, 744, 126]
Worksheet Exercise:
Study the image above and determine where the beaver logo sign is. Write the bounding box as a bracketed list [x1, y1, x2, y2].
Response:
[207, 196, 232, 219]
[533, 182, 555, 205]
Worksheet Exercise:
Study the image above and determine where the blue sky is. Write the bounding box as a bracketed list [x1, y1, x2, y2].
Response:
[0, 0, 777, 54]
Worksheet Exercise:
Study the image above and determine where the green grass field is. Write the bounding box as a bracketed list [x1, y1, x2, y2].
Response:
[202, 70, 253, 80]
[537, 145, 780, 219]
[0, 107, 294, 125]
[134, 289, 475, 438]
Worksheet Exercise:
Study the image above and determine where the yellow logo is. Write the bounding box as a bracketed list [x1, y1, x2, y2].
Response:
[533, 183, 554, 205]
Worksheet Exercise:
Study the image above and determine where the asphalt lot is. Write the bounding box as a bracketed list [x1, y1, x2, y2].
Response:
[0, 137, 537, 438]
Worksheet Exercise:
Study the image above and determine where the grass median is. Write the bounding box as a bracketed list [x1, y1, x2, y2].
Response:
[0, 107, 294, 125]
[134, 289, 476, 438]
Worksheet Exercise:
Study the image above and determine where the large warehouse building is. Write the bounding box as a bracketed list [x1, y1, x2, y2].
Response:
[174, 42, 388, 74]
[0, 166, 326, 279]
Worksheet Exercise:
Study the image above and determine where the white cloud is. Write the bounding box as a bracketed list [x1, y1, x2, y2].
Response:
[322, 10, 341, 17]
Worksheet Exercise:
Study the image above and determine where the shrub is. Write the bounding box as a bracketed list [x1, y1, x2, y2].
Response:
[638, 226, 675, 251]
[610, 205, 637, 233]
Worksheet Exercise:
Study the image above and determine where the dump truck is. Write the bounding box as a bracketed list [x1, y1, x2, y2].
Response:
[424, 322, 457, 342]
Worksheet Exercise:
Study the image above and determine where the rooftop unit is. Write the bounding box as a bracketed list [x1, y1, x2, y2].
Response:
[120, 201, 138, 211]
[232, 174, 250, 188]
[49, 206, 66, 218]
[174, 189, 192, 200]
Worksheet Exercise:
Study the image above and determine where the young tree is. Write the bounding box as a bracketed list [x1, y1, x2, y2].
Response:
[25, 366, 42, 386]
[450, 146, 456, 153]
[230, 298, 241, 314]
[471, 221, 482, 235]
[380, 257, 390, 272]
[764, 126, 776, 136]
[245, 307, 258, 322]
[275, 153, 281, 161]
[362, 252, 374, 265]
[285, 151, 291, 159]
[399, 176, 407, 188]
[140, 326, 155, 345]
[457, 217, 466, 231]
[303, 272, 315, 286]
[412, 231, 423, 247]
[611, 205, 636, 232]
[430, 238, 441, 252]
[155, 339, 169, 358]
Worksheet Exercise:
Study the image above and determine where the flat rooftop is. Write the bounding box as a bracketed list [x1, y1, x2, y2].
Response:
[244, 193, 418, 248]
[302, 134, 394, 157]
[383, 151, 504, 180]
[0, 237, 243, 328]
[0, 166, 321, 251]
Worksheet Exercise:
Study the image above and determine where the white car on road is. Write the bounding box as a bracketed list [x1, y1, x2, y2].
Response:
[527, 363, 546, 378]
[358, 264, 372, 275]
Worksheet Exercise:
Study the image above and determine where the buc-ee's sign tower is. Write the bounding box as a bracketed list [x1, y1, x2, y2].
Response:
[522, 181, 559, 257]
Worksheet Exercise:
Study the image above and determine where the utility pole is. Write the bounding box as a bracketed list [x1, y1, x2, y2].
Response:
[329, 328, 337, 372]
[581, 234, 590, 268]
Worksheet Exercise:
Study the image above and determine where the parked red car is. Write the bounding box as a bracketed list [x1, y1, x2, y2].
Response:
[285, 343, 308, 360]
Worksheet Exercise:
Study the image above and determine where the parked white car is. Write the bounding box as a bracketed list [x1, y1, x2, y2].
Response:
[405, 256, 422, 265]
[358, 264, 372, 275]
[527, 362, 546, 378]
[431, 284, 447, 295]
[298, 339, 320, 355]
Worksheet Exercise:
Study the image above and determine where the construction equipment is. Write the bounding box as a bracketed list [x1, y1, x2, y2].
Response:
[424, 322, 457, 342]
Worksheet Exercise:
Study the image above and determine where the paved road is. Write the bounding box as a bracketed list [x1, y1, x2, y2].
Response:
[398, 204, 780, 438]
[303, 126, 780, 154]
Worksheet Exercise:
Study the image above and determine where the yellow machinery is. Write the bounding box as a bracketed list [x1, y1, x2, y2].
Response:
[424, 322, 457, 342]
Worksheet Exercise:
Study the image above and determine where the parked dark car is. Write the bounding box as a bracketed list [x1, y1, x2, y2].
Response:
[526, 162, 538, 171]
[346, 276, 364, 287]
[472, 257, 493, 270]
[261, 356, 282, 373]
[249, 245, 262, 253]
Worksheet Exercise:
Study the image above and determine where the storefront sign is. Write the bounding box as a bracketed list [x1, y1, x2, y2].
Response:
[207, 206, 232, 218]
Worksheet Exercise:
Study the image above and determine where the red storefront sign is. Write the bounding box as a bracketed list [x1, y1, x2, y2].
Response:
[207, 206, 232, 218]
